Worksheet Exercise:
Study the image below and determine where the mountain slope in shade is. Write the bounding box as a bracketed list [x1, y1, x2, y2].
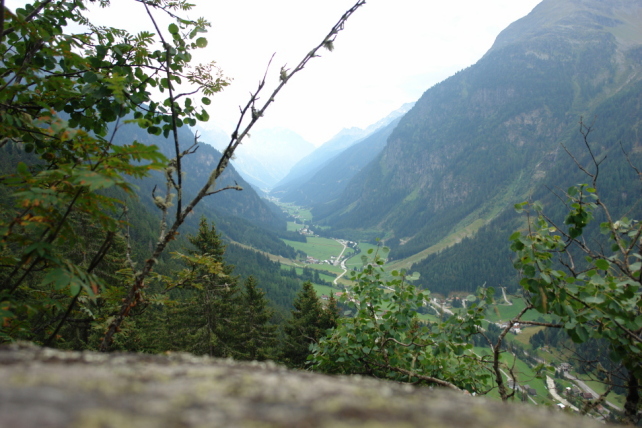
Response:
[279, 117, 401, 207]
[272, 103, 414, 196]
[314, 0, 642, 274]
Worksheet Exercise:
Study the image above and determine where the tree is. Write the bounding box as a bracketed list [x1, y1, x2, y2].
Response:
[281, 281, 337, 368]
[311, 248, 494, 392]
[162, 217, 243, 356]
[0, 0, 367, 350]
[510, 121, 642, 423]
[234, 276, 278, 361]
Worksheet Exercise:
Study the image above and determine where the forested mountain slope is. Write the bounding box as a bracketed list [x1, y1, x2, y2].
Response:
[103, 120, 300, 258]
[313, 0, 642, 291]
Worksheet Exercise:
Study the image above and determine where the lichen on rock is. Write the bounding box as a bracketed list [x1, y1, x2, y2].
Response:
[0, 343, 612, 428]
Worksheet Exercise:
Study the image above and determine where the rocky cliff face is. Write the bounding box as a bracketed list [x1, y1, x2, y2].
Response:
[0, 343, 613, 428]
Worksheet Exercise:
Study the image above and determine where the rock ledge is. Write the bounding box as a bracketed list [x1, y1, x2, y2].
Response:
[0, 343, 609, 428]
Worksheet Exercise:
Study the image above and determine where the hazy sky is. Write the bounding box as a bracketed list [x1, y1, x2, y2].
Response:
[6, 0, 543, 145]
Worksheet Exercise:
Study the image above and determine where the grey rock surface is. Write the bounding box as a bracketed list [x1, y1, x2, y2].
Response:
[0, 343, 610, 428]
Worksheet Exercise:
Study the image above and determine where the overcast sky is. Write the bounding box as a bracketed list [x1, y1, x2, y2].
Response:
[7, 0, 543, 145]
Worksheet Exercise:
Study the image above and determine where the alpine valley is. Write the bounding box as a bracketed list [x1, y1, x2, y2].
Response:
[285, 0, 642, 295]
[3, 0, 642, 419]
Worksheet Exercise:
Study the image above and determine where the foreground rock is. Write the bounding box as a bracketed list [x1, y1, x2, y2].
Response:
[0, 343, 609, 428]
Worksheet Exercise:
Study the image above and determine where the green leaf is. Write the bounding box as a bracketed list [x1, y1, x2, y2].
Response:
[43, 268, 73, 290]
[514, 201, 528, 213]
[168, 23, 179, 34]
[509, 231, 521, 241]
[595, 259, 610, 271]
[83, 71, 98, 83]
[584, 295, 605, 304]
[195, 37, 208, 48]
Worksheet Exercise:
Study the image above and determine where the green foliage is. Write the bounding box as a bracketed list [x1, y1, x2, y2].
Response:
[280, 282, 337, 368]
[162, 218, 243, 357]
[510, 182, 642, 419]
[311, 248, 492, 392]
[0, 0, 227, 345]
[233, 276, 278, 361]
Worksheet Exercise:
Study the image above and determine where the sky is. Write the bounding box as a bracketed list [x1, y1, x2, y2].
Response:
[6, 0, 543, 145]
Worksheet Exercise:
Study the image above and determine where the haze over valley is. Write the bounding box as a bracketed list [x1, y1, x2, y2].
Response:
[3, 0, 642, 420]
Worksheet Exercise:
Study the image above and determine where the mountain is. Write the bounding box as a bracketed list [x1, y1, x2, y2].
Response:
[105, 120, 300, 259]
[276, 117, 402, 207]
[203, 127, 315, 192]
[271, 103, 414, 197]
[312, 0, 642, 291]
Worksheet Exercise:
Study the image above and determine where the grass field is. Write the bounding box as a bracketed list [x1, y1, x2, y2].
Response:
[276, 202, 313, 222]
[312, 283, 341, 298]
[287, 221, 303, 232]
[512, 325, 544, 347]
[283, 236, 344, 262]
[482, 296, 553, 323]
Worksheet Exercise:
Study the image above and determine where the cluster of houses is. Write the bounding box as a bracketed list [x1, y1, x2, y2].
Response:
[299, 227, 316, 236]
[564, 386, 595, 401]
[320, 291, 344, 301]
[304, 255, 337, 265]
[497, 322, 523, 335]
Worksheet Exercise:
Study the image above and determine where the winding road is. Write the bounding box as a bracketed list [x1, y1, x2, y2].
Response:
[333, 240, 349, 285]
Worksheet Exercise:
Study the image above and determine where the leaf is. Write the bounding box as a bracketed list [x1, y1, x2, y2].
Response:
[595, 259, 610, 271]
[514, 201, 528, 213]
[168, 23, 179, 34]
[43, 268, 73, 290]
[195, 37, 208, 48]
[83, 71, 98, 83]
[584, 295, 605, 304]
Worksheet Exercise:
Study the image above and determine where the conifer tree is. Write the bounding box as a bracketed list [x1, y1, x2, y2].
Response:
[281, 282, 338, 368]
[165, 218, 243, 357]
[235, 276, 278, 361]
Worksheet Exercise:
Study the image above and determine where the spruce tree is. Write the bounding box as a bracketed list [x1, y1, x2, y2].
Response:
[235, 276, 278, 361]
[165, 217, 242, 357]
[281, 282, 338, 368]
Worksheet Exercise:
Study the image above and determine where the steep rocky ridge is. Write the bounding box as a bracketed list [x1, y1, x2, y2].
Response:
[313, 0, 642, 274]
[0, 343, 613, 428]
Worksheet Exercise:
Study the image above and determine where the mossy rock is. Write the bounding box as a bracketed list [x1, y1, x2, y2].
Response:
[0, 343, 611, 428]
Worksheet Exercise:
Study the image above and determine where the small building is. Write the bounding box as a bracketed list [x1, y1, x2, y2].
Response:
[523, 385, 537, 396]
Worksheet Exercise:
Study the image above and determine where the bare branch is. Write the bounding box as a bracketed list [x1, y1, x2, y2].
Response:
[517, 320, 563, 328]
[365, 359, 462, 390]
[99, 0, 367, 352]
